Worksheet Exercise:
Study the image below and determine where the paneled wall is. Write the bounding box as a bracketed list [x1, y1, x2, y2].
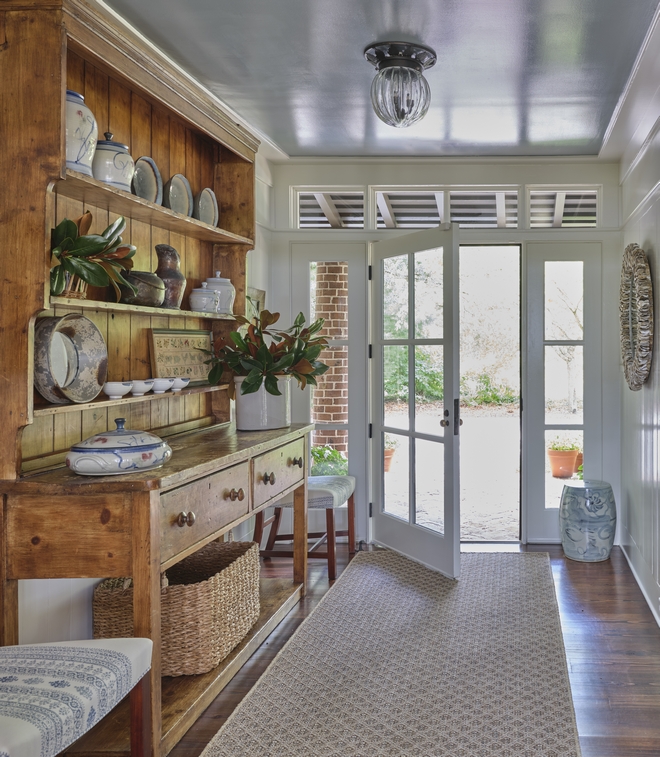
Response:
[621, 181, 660, 626]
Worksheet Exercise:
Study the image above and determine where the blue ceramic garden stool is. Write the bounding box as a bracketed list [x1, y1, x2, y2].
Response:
[559, 479, 617, 562]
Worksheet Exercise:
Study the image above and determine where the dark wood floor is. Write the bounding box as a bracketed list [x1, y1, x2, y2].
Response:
[169, 544, 660, 757]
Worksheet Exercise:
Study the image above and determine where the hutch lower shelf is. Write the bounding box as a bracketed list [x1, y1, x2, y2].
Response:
[0, 422, 313, 756]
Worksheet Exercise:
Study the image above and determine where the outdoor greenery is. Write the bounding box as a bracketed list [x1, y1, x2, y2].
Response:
[203, 308, 329, 397]
[547, 438, 581, 451]
[461, 373, 519, 406]
[310, 445, 348, 475]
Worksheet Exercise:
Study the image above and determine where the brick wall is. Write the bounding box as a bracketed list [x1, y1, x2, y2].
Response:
[312, 262, 348, 452]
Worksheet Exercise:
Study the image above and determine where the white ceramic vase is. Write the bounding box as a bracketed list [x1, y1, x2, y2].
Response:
[65, 90, 97, 176]
[234, 376, 291, 431]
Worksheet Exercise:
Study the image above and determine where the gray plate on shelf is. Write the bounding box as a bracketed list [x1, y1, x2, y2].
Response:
[193, 187, 219, 226]
[163, 173, 193, 216]
[131, 156, 163, 205]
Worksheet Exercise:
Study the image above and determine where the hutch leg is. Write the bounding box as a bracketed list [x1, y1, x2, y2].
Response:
[292, 480, 308, 594]
[131, 491, 162, 756]
[0, 497, 18, 646]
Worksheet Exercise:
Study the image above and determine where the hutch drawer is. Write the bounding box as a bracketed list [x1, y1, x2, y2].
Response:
[160, 461, 250, 563]
[252, 439, 305, 509]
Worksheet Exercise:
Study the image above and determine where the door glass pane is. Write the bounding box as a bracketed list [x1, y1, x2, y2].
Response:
[383, 433, 409, 521]
[384, 345, 409, 430]
[383, 255, 408, 339]
[545, 261, 583, 340]
[545, 345, 583, 424]
[545, 430, 583, 509]
[414, 345, 444, 436]
[414, 248, 443, 338]
[415, 438, 444, 534]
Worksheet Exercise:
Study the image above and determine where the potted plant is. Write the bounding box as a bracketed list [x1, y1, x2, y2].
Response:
[203, 308, 329, 430]
[384, 434, 398, 472]
[311, 445, 348, 475]
[547, 439, 580, 478]
[50, 211, 137, 301]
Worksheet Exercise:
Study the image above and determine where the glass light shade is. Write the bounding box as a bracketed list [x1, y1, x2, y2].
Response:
[370, 66, 431, 128]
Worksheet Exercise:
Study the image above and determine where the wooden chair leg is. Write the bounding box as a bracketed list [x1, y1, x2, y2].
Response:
[265, 507, 283, 551]
[253, 510, 265, 546]
[130, 671, 152, 757]
[326, 508, 337, 581]
[347, 493, 356, 555]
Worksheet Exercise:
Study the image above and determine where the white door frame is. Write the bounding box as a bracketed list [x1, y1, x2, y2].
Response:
[522, 242, 603, 543]
[289, 242, 369, 542]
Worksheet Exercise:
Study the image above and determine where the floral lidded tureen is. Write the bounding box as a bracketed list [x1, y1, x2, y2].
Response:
[66, 418, 172, 476]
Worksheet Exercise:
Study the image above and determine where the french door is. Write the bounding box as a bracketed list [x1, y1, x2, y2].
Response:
[371, 225, 461, 578]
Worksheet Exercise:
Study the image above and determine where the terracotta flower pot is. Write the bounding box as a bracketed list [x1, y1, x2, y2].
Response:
[547, 449, 578, 478]
[574, 452, 584, 473]
[384, 447, 395, 472]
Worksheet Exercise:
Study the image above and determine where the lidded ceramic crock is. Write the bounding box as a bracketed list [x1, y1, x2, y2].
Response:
[204, 271, 236, 314]
[189, 282, 220, 313]
[66, 418, 172, 476]
[92, 132, 135, 191]
[65, 90, 98, 176]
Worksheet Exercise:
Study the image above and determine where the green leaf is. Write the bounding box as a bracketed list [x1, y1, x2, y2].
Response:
[69, 235, 110, 257]
[264, 374, 282, 396]
[207, 364, 223, 385]
[52, 219, 78, 248]
[240, 374, 264, 394]
[229, 332, 249, 352]
[50, 265, 66, 295]
[101, 217, 126, 241]
[256, 343, 273, 367]
[66, 256, 110, 287]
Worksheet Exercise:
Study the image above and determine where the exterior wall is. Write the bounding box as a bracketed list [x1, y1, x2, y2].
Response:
[312, 262, 349, 452]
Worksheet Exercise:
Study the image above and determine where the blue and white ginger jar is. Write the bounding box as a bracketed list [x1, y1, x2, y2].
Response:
[65, 90, 98, 176]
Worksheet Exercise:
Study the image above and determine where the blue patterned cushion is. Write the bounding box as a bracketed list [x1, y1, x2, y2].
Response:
[0, 638, 152, 757]
[276, 475, 356, 510]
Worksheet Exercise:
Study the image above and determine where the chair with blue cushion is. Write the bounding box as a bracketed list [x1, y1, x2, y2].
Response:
[253, 474, 356, 580]
[0, 637, 152, 757]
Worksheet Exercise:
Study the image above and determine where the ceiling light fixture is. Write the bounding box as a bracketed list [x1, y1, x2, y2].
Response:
[364, 41, 437, 128]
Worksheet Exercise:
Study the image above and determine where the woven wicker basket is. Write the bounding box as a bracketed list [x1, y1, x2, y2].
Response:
[93, 541, 260, 677]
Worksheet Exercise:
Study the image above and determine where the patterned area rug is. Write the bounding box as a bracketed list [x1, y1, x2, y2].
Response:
[202, 550, 581, 757]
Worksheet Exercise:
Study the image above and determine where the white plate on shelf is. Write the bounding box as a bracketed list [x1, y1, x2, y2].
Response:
[163, 174, 193, 216]
[131, 156, 163, 205]
[193, 188, 219, 226]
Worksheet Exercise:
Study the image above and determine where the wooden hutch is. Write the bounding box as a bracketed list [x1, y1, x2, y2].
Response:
[0, 1, 310, 754]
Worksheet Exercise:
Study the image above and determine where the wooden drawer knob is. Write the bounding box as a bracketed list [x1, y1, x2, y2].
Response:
[291, 457, 304, 468]
[263, 472, 276, 485]
[176, 511, 196, 528]
[228, 488, 245, 501]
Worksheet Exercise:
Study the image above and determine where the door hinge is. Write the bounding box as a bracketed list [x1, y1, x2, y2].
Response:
[369, 502, 373, 517]
[368, 264, 372, 280]
[369, 423, 373, 438]
[369, 344, 372, 358]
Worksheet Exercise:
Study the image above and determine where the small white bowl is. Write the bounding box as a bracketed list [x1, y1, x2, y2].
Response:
[103, 381, 132, 400]
[170, 377, 190, 392]
[131, 379, 154, 396]
[152, 378, 174, 394]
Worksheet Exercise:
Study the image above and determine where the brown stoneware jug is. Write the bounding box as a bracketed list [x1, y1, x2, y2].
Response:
[155, 243, 186, 309]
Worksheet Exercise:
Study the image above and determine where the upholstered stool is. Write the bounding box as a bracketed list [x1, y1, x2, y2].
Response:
[253, 475, 356, 580]
[0, 637, 153, 757]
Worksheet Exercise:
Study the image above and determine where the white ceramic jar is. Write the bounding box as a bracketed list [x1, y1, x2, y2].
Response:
[189, 282, 220, 313]
[65, 90, 98, 176]
[92, 132, 135, 191]
[205, 272, 236, 314]
[66, 418, 172, 476]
